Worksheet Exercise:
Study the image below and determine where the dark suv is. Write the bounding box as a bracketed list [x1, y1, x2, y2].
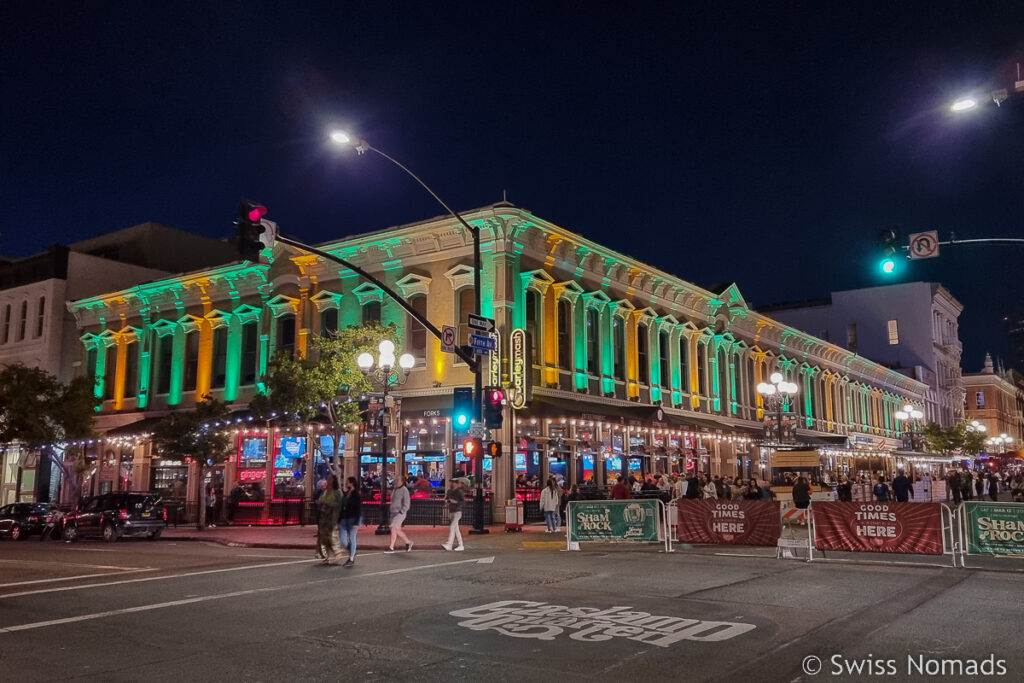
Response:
[63, 492, 167, 542]
[0, 502, 60, 540]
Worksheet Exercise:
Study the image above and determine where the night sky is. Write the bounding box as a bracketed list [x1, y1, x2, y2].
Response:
[4, 2, 1024, 371]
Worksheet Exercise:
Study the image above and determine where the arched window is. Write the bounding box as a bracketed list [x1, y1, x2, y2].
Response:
[407, 295, 427, 359]
[240, 321, 259, 386]
[637, 325, 649, 385]
[746, 356, 756, 407]
[716, 348, 728, 412]
[211, 327, 228, 389]
[557, 299, 572, 371]
[586, 308, 600, 376]
[613, 317, 626, 381]
[659, 330, 671, 389]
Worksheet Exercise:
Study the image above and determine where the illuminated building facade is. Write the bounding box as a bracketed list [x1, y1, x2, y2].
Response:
[68, 205, 927, 515]
[963, 354, 1024, 459]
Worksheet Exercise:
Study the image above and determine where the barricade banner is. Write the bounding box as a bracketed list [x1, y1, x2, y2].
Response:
[962, 501, 1024, 556]
[676, 500, 781, 546]
[568, 499, 661, 543]
[812, 502, 943, 555]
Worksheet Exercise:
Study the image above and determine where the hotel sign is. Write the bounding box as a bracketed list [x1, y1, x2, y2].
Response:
[509, 328, 531, 409]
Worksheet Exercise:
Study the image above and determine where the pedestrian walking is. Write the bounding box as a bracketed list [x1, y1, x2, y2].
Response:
[873, 475, 891, 502]
[975, 472, 986, 500]
[947, 470, 962, 505]
[205, 486, 218, 527]
[891, 469, 913, 503]
[442, 478, 466, 551]
[386, 476, 412, 553]
[988, 473, 1000, 502]
[961, 471, 974, 502]
[338, 476, 362, 567]
[539, 477, 563, 532]
[317, 475, 343, 564]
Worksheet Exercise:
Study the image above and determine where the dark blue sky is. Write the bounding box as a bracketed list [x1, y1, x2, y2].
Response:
[3, 2, 1023, 370]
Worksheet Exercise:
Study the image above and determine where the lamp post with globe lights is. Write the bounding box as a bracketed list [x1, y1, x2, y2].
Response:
[986, 434, 1014, 455]
[357, 340, 416, 535]
[757, 372, 799, 445]
[895, 404, 925, 451]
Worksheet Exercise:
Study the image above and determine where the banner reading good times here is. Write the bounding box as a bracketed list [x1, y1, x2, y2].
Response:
[568, 499, 661, 543]
[811, 502, 944, 555]
[676, 500, 781, 546]
[962, 501, 1024, 556]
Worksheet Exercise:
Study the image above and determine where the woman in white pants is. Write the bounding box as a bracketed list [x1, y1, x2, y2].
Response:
[443, 478, 467, 551]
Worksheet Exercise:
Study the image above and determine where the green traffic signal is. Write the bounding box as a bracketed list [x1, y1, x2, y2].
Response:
[877, 228, 900, 276]
[880, 255, 896, 274]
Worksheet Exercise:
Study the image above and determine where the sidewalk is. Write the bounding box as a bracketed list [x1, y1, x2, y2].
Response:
[163, 522, 546, 550]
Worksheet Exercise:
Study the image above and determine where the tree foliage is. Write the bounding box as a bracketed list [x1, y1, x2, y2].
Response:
[921, 421, 985, 457]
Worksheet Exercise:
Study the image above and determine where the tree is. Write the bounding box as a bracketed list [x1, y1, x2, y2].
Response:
[921, 421, 985, 458]
[0, 363, 98, 500]
[250, 322, 401, 478]
[152, 396, 232, 529]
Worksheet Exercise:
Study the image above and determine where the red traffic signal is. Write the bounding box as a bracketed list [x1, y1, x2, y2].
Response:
[462, 437, 482, 458]
[247, 204, 268, 222]
[484, 385, 505, 429]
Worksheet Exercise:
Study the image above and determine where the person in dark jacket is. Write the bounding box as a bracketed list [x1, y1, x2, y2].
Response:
[836, 475, 853, 502]
[891, 469, 914, 502]
[684, 473, 701, 499]
[791, 477, 811, 509]
[988, 473, 1000, 502]
[873, 475, 891, 502]
[975, 472, 986, 499]
[338, 476, 362, 567]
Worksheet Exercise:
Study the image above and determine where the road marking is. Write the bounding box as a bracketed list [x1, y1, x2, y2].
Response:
[522, 541, 565, 548]
[0, 559, 144, 571]
[0, 556, 494, 633]
[0, 569, 156, 589]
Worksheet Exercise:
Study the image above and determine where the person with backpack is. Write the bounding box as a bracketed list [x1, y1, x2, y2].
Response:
[873, 475, 891, 502]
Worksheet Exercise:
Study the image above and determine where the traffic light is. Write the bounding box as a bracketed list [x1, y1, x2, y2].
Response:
[236, 200, 278, 262]
[878, 227, 901, 275]
[452, 387, 473, 430]
[462, 437, 482, 459]
[484, 386, 505, 429]
[486, 441, 502, 458]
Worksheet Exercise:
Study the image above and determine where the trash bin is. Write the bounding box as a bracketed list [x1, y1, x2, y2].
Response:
[505, 499, 523, 532]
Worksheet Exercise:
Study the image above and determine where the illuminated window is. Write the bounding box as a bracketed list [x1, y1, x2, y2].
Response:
[887, 319, 899, 345]
[613, 317, 625, 381]
[586, 308, 599, 376]
[211, 327, 228, 389]
[183, 330, 199, 392]
[716, 348, 728, 411]
[557, 299, 572, 371]
[976, 391, 985, 410]
[320, 308, 338, 337]
[123, 342, 137, 398]
[407, 295, 427, 360]
[240, 322, 259, 386]
[36, 297, 45, 338]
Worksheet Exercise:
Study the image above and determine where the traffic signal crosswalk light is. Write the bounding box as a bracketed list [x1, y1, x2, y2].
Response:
[486, 441, 502, 458]
[462, 437, 482, 459]
[452, 387, 473, 430]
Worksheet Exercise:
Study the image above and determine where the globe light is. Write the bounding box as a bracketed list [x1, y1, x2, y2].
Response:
[330, 130, 351, 145]
[769, 372, 783, 384]
[379, 353, 395, 369]
[903, 403, 914, 413]
[356, 352, 374, 370]
[759, 384, 776, 396]
[398, 353, 415, 370]
[378, 339, 395, 355]
[910, 409, 923, 420]
[895, 411, 909, 420]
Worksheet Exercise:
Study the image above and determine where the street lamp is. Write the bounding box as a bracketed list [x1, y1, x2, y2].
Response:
[756, 372, 799, 444]
[331, 129, 490, 535]
[967, 420, 988, 435]
[986, 434, 1014, 454]
[894, 403, 924, 451]
[357, 340, 416, 535]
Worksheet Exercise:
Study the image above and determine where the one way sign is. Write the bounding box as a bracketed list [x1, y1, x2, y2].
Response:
[467, 313, 495, 332]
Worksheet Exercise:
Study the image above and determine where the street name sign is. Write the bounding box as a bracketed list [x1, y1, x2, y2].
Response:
[470, 333, 496, 353]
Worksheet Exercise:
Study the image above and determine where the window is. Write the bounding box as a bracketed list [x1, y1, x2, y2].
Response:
[102, 346, 117, 400]
[277, 314, 295, 357]
[586, 308, 599, 375]
[613, 317, 625, 381]
[85, 346, 98, 387]
[887, 319, 899, 345]
[183, 330, 199, 392]
[407, 296, 427, 359]
[320, 308, 338, 337]
[716, 348, 728, 411]
[678, 336, 689, 393]
[659, 330, 671, 389]
[17, 300, 27, 341]
[637, 325, 649, 385]
[36, 297, 45, 338]
[847, 324, 857, 350]
[976, 391, 985, 410]
[524, 289, 540, 363]
[154, 334, 173, 394]
[123, 343, 137, 398]
[696, 343, 707, 395]
[557, 299, 572, 371]
[240, 322, 259, 386]
[362, 301, 381, 326]
[1, 304, 9, 343]
[456, 288, 476, 349]
[211, 327, 228, 389]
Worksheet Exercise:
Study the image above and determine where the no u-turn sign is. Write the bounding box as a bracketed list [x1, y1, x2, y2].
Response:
[908, 230, 940, 260]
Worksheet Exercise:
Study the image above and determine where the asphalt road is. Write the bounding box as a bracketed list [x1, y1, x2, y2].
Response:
[1, 536, 1022, 682]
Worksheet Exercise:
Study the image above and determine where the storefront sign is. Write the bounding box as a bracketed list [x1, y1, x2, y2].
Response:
[962, 502, 1024, 556]
[811, 502, 943, 555]
[489, 330, 501, 387]
[568, 499, 661, 542]
[676, 500, 781, 546]
[239, 469, 266, 482]
[449, 600, 756, 646]
[509, 328, 531, 409]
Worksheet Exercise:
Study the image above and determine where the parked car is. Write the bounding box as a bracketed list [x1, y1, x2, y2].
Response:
[0, 502, 61, 540]
[63, 493, 167, 542]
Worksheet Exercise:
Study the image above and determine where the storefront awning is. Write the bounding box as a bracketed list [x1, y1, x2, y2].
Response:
[399, 394, 453, 419]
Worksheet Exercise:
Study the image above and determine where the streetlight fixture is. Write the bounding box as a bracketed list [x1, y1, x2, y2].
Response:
[986, 433, 1014, 454]
[330, 129, 491, 536]
[357, 340, 416, 535]
[894, 403, 924, 451]
[756, 372, 799, 444]
[967, 419, 988, 435]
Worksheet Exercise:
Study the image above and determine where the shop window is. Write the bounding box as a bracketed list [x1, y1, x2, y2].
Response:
[17, 300, 27, 341]
[277, 314, 295, 357]
[586, 308, 600, 375]
[613, 317, 626, 381]
[211, 327, 228, 389]
[36, 296, 45, 338]
[637, 325, 649, 385]
[320, 308, 338, 337]
[525, 289, 540, 362]
[407, 295, 427, 359]
[659, 330, 670, 389]
[183, 330, 199, 392]
[124, 342, 138, 398]
[362, 301, 381, 326]
[557, 299, 572, 370]
[240, 321, 259, 386]
[102, 345, 117, 400]
[153, 334, 173, 395]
